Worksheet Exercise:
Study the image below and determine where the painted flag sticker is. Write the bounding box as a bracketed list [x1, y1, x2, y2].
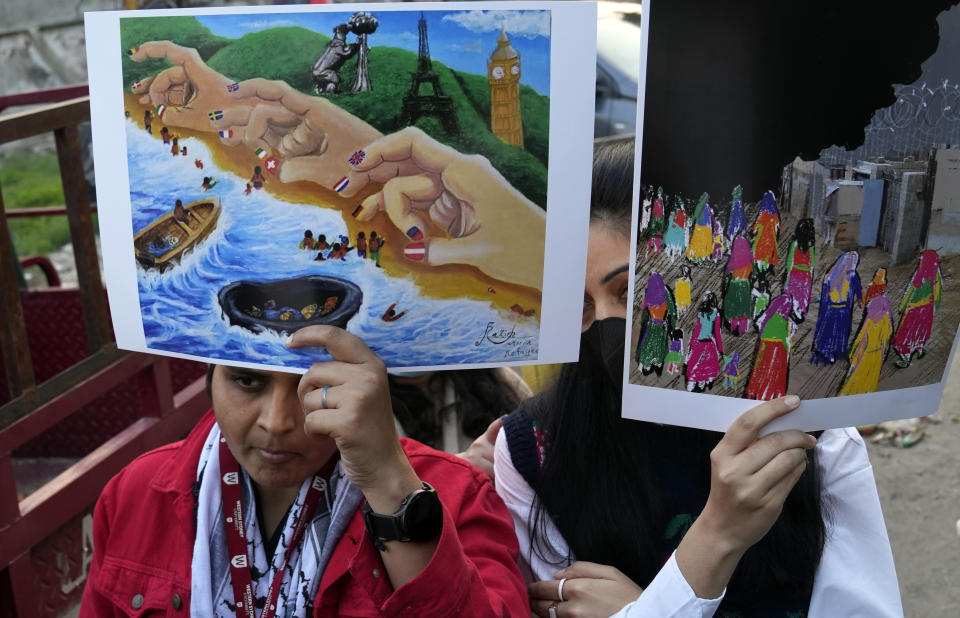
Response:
[348, 150, 366, 166]
[255, 148, 268, 159]
[156, 104, 166, 119]
[265, 156, 280, 174]
[227, 82, 240, 93]
[208, 110, 224, 122]
[333, 177, 349, 193]
[218, 130, 233, 139]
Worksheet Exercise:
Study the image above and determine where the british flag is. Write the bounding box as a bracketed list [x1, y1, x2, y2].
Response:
[348, 150, 366, 167]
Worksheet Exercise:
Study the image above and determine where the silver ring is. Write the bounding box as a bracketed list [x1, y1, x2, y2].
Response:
[548, 603, 558, 618]
[557, 577, 567, 602]
[320, 385, 330, 409]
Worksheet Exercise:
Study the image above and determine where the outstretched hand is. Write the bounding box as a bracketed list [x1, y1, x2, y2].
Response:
[341, 127, 546, 289]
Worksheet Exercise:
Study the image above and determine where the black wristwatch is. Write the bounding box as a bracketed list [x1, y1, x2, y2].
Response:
[362, 482, 443, 551]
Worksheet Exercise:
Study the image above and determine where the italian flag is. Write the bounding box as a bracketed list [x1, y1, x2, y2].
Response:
[156, 104, 166, 119]
[254, 148, 268, 159]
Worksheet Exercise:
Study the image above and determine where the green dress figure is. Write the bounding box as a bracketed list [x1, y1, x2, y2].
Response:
[635, 272, 677, 376]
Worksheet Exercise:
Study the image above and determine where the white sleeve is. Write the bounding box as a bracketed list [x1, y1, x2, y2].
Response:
[493, 426, 573, 582]
[809, 427, 903, 617]
[609, 552, 723, 618]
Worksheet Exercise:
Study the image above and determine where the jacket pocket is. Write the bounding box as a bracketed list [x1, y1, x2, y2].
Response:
[95, 555, 190, 616]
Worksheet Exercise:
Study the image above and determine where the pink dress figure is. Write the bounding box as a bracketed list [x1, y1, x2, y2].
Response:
[646, 188, 666, 255]
[784, 218, 816, 319]
[892, 250, 942, 368]
[685, 292, 723, 392]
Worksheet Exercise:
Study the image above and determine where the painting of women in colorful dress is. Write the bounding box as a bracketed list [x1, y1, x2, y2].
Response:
[86, 3, 597, 371]
[624, 0, 960, 431]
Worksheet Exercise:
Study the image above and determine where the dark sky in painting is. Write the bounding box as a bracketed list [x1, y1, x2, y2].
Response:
[639, 0, 959, 202]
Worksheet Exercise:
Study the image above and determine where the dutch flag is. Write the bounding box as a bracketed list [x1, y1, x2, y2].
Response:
[333, 177, 349, 193]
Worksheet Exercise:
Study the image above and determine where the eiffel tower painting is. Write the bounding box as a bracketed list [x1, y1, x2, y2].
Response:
[398, 12, 459, 135]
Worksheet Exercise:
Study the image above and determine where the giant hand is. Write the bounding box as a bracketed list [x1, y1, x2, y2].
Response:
[341, 127, 546, 291]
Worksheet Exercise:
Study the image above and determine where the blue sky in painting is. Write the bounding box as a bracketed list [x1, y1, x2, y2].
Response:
[196, 10, 551, 95]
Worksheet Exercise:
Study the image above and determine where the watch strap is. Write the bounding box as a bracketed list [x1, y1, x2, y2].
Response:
[362, 482, 436, 550]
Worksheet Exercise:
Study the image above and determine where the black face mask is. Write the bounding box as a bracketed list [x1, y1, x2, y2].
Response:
[580, 317, 626, 390]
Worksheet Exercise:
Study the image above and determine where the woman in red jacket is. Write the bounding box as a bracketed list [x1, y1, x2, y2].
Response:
[80, 326, 527, 617]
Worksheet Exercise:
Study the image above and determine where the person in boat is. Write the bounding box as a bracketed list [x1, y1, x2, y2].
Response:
[251, 165, 266, 190]
[299, 230, 316, 250]
[319, 296, 339, 316]
[80, 327, 528, 615]
[200, 176, 217, 191]
[382, 303, 407, 322]
[173, 199, 191, 226]
[262, 299, 302, 321]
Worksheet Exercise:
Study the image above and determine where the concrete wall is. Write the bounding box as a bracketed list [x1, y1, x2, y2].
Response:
[927, 148, 960, 255]
[891, 171, 930, 264]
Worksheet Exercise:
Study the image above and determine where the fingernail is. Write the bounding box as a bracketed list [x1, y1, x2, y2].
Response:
[333, 177, 349, 193]
[351, 204, 364, 218]
[784, 395, 800, 407]
[218, 129, 233, 139]
[265, 156, 279, 174]
[406, 226, 423, 241]
[404, 242, 426, 261]
[347, 149, 366, 166]
[132, 80, 142, 90]
[128, 46, 139, 56]
[284, 335, 294, 347]
[227, 82, 239, 93]
[207, 110, 223, 122]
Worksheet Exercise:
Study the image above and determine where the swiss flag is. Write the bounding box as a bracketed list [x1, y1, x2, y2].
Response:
[265, 156, 280, 174]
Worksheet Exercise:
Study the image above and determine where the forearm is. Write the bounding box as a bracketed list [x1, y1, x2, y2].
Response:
[674, 511, 746, 600]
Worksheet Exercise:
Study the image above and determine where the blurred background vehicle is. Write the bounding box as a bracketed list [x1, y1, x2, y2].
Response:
[594, 1, 642, 137]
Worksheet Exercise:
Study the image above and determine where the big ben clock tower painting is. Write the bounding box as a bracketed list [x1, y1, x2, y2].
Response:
[488, 24, 524, 147]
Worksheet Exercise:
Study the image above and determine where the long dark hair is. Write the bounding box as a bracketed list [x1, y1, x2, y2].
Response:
[389, 370, 522, 448]
[529, 137, 826, 608]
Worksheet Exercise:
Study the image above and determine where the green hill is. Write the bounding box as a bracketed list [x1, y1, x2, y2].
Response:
[120, 17, 550, 209]
[120, 17, 230, 87]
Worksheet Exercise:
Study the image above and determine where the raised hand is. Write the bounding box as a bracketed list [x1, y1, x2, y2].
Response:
[341, 127, 546, 290]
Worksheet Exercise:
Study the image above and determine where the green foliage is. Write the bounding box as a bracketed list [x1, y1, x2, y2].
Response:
[120, 17, 230, 87]
[208, 27, 330, 94]
[0, 153, 74, 256]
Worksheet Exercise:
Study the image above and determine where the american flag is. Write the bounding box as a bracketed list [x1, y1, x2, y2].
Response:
[348, 150, 366, 166]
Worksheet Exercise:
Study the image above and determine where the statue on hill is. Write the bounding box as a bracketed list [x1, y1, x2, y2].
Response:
[348, 12, 378, 93]
[312, 23, 357, 94]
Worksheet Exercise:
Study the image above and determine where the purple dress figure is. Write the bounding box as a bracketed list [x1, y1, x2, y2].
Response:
[810, 251, 862, 366]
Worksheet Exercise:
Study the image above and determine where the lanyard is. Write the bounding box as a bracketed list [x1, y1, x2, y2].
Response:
[218, 438, 334, 618]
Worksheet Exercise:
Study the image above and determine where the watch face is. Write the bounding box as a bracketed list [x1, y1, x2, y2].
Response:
[402, 487, 443, 542]
[510, 64, 520, 75]
[492, 66, 505, 79]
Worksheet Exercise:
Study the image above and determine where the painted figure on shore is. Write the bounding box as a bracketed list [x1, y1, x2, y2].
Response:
[810, 251, 862, 366]
[635, 272, 677, 376]
[711, 210, 725, 262]
[752, 190, 780, 271]
[745, 294, 802, 400]
[675, 265, 693, 317]
[726, 185, 746, 242]
[892, 250, 943, 368]
[685, 291, 723, 392]
[721, 351, 741, 389]
[665, 328, 684, 375]
[862, 267, 887, 309]
[722, 237, 753, 335]
[646, 187, 666, 255]
[784, 218, 816, 319]
[839, 295, 894, 396]
[686, 193, 717, 264]
[751, 269, 771, 327]
[663, 197, 689, 260]
[640, 186, 654, 233]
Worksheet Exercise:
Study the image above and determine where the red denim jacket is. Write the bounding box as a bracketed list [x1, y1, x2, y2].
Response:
[79, 410, 528, 617]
